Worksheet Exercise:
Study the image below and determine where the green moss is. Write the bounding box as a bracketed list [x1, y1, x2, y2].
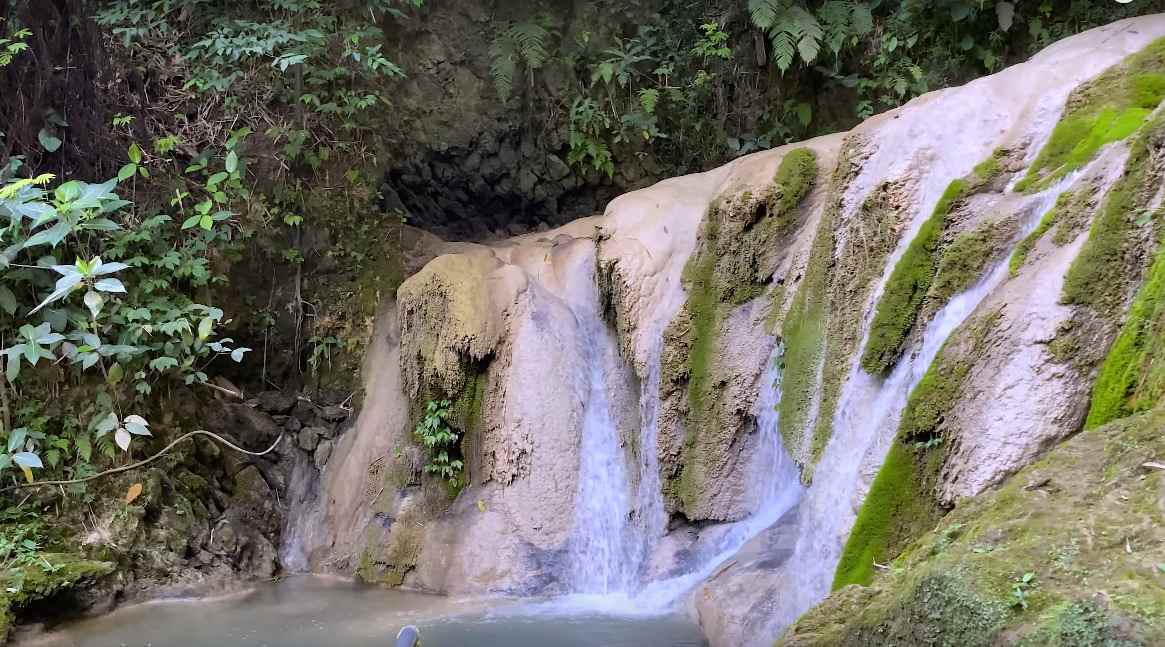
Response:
[778, 198, 832, 459]
[832, 440, 945, 588]
[1019, 600, 1143, 647]
[1016, 37, 1165, 193]
[664, 149, 819, 508]
[835, 310, 999, 589]
[0, 555, 114, 640]
[785, 408, 1165, 646]
[1010, 194, 1069, 276]
[770, 147, 818, 223]
[861, 179, 966, 375]
[932, 216, 1016, 300]
[1085, 244, 1165, 428]
[1062, 113, 1165, 310]
[807, 180, 909, 467]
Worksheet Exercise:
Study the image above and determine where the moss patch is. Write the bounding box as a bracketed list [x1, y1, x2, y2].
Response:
[1016, 37, 1165, 193]
[778, 141, 866, 465]
[807, 179, 909, 467]
[662, 148, 820, 513]
[834, 309, 1000, 589]
[1061, 113, 1165, 310]
[931, 215, 1018, 301]
[861, 152, 1006, 376]
[0, 555, 114, 640]
[784, 407, 1165, 646]
[1085, 244, 1165, 428]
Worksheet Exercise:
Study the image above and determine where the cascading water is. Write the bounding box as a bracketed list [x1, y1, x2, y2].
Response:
[564, 291, 639, 594]
[760, 161, 1105, 632]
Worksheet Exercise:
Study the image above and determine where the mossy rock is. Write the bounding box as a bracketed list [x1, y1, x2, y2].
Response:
[661, 148, 818, 514]
[0, 555, 115, 640]
[861, 149, 1008, 377]
[1016, 37, 1165, 193]
[782, 407, 1165, 646]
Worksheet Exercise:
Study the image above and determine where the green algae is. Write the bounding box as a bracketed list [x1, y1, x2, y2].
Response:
[1085, 243, 1165, 428]
[833, 309, 1000, 589]
[1016, 37, 1165, 193]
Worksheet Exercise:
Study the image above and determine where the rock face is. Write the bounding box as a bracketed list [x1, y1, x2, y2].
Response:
[294, 15, 1165, 647]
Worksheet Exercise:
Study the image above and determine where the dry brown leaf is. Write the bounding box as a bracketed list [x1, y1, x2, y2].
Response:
[126, 482, 144, 505]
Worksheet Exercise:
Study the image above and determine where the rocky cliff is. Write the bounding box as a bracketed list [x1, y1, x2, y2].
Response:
[292, 15, 1165, 647]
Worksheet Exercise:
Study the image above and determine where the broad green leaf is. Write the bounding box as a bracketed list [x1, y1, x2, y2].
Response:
[94, 411, 118, 437]
[128, 142, 142, 164]
[84, 290, 104, 318]
[149, 356, 179, 371]
[94, 278, 126, 293]
[197, 316, 213, 341]
[92, 260, 129, 275]
[12, 451, 42, 468]
[225, 151, 238, 174]
[7, 428, 27, 453]
[0, 286, 16, 315]
[117, 163, 138, 182]
[107, 362, 124, 385]
[207, 171, 228, 186]
[199, 215, 213, 230]
[23, 220, 72, 249]
[29, 272, 83, 314]
[114, 427, 131, 451]
[181, 214, 201, 229]
[38, 129, 62, 152]
[996, 2, 1015, 31]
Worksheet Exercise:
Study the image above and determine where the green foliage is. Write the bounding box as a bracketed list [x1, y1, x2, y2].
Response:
[1084, 244, 1165, 429]
[489, 18, 556, 104]
[0, 129, 254, 482]
[749, 0, 874, 73]
[1010, 571, 1036, 610]
[97, 0, 416, 128]
[1016, 37, 1165, 193]
[0, 22, 30, 68]
[414, 399, 463, 489]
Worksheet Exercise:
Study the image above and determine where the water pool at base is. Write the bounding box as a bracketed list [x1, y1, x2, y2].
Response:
[19, 576, 707, 647]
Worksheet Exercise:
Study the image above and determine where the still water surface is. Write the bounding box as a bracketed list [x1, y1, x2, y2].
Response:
[21, 575, 707, 647]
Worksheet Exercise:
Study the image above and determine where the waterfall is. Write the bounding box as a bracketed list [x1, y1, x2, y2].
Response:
[759, 165, 1097, 632]
[564, 293, 639, 593]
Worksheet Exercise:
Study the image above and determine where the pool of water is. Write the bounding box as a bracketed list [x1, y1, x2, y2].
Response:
[19, 576, 708, 647]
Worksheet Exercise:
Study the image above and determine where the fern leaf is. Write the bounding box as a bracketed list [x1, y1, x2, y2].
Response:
[638, 88, 660, 114]
[791, 7, 823, 64]
[749, 0, 788, 32]
[771, 31, 797, 73]
[488, 36, 517, 103]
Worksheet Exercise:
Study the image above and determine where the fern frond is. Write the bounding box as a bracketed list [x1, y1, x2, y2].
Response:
[508, 22, 551, 69]
[749, 0, 788, 32]
[771, 30, 797, 73]
[789, 6, 823, 64]
[488, 36, 517, 103]
[638, 88, 660, 114]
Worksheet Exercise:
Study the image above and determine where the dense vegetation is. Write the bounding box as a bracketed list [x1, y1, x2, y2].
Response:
[0, 0, 1162, 636]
